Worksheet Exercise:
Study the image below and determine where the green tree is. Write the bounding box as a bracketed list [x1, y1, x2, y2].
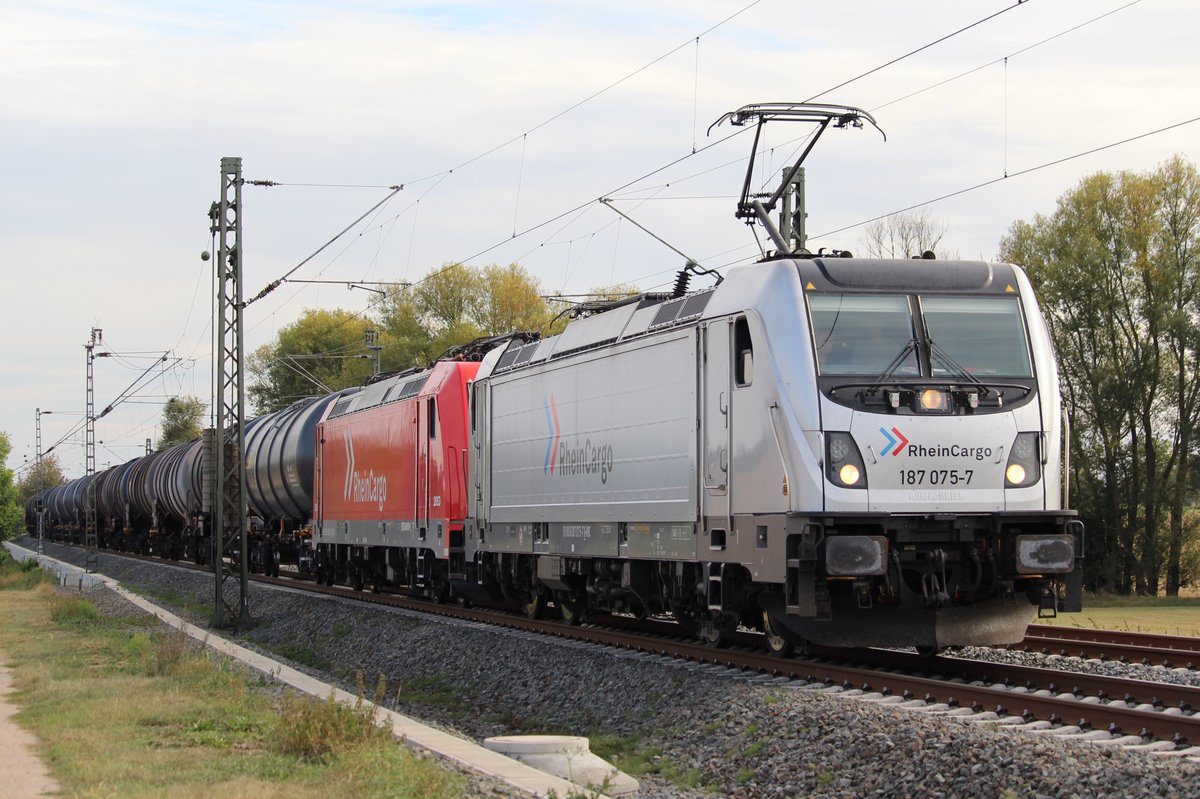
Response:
[472, 264, 552, 335]
[378, 263, 553, 365]
[251, 265, 555, 411]
[16, 453, 65, 506]
[0, 433, 23, 538]
[157, 396, 207, 449]
[999, 156, 1200, 594]
[248, 309, 378, 414]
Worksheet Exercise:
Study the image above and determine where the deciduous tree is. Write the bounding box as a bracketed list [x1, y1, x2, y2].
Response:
[999, 156, 1200, 594]
[157, 396, 207, 449]
[248, 309, 377, 414]
[861, 209, 958, 260]
[0, 433, 23, 538]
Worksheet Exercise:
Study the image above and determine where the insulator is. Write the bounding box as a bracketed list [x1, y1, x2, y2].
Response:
[672, 269, 692, 298]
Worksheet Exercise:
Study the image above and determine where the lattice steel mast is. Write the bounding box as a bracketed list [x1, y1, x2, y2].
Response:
[207, 157, 250, 629]
[84, 328, 101, 571]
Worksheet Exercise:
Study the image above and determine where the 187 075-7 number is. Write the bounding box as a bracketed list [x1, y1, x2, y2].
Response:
[899, 469, 973, 486]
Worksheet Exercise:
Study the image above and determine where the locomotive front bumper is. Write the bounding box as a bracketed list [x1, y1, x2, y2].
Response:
[783, 511, 1084, 631]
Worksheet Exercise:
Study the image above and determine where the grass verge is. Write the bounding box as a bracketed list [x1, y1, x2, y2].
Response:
[0, 549, 467, 799]
[1039, 591, 1200, 636]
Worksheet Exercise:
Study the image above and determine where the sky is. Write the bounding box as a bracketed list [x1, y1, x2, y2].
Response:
[3, 0, 1197, 479]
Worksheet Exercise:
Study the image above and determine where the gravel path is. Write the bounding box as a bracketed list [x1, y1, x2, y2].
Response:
[27, 538, 1200, 799]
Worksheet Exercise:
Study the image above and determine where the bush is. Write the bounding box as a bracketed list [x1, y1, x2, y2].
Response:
[49, 594, 101, 626]
[269, 673, 392, 763]
[0, 554, 56, 591]
[143, 626, 195, 677]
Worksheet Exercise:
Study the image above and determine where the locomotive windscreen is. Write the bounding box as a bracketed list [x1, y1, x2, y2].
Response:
[921, 296, 1033, 377]
[809, 294, 918, 376]
[809, 293, 1033, 378]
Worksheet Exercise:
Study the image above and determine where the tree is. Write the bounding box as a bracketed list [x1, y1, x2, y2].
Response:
[0, 433, 23, 539]
[999, 156, 1200, 595]
[378, 262, 553, 365]
[248, 308, 378, 414]
[250, 264, 556, 411]
[860, 209, 958, 260]
[157, 396, 207, 449]
[472, 264, 552, 335]
[16, 454, 65, 506]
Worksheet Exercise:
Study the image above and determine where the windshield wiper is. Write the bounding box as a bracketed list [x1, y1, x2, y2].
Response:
[928, 339, 987, 392]
[869, 339, 918, 388]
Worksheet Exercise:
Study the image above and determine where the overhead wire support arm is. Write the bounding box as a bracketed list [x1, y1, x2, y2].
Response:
[243, 184, 403, 308]
[599, 198, 704, 268]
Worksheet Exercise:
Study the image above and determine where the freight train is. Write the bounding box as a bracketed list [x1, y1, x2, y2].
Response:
[27, 103, 1083, 653]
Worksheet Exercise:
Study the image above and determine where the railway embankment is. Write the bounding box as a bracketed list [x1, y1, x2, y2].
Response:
[15, 536, 1200, 799]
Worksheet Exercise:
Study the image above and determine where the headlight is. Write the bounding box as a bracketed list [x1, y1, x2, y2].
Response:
[827, 432, 867, 489]
[916, 388, 951, 413]
[1005, 432, 1041, 488]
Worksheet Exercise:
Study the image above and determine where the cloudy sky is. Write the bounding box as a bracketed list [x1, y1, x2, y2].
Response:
[4, 0, 1196, 478]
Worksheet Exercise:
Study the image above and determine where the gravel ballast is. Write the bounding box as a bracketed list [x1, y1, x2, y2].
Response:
[24, 538, 1200, 799]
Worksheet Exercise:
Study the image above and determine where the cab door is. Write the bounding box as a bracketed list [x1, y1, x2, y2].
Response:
[702, 320, 732, 538]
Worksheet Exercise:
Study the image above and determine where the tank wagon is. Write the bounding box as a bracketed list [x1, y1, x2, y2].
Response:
[34, 391, 350, 574]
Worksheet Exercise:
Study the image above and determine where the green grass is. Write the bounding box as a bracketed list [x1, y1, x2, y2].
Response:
[261, 640, 335, 673]
[589, 733, 705, 790]
[122, 583, 215, 619]
[0, 556, 469, 799]
[1040, 591, 1200, 636]
[394, 674, 468, 715]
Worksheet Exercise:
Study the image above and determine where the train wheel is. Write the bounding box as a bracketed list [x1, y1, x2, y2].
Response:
[761, 610, 798, 658]
[523, 588, 547, 620]
[351, 567, 364, 592]
[915, 645, 943, 658]
[698, 613, 736, 648]
[557, 591, 585, 626]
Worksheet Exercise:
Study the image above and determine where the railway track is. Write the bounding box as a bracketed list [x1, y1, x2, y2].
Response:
[1017, 624, 1200, 669]
[33, 539, 1200, 754]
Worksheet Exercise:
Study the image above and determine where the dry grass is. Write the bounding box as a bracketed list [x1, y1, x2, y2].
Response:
[0, 554, 467, 798]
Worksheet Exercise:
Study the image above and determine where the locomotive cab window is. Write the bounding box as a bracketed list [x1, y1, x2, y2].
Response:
[920, 296, 1032, 377]
[734, 316, 753, 386]
[809, 294, 918, 376]
[428, 397, 438, 439]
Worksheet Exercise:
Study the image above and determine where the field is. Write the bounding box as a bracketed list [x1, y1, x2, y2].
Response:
[1038, 592, 1200, 637]
[0, 549, 472, 799]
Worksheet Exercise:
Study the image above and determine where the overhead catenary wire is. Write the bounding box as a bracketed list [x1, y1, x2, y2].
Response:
[803, 0, 1034, 103]
[182, 0, 1037, 356]
[107, 0, 1157, 436]
[425, 0, 1043, 285]
[245, 185, 403, 307]
[812, 114, 1200, 240]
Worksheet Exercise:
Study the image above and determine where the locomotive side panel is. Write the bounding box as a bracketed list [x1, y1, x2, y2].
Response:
[484, 330, 699, 556]
[315, 363, 477, 557]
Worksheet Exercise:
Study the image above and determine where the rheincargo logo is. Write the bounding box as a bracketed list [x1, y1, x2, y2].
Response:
[544, 393, 615, 484]
[906, 443, 994, 461]
[343, 430, 387, 511]
[556, 439, 615, 484]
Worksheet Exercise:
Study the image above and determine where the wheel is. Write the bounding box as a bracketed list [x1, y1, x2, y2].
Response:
[762, 609, 797, 658]
[351, 568, 364, 592]
[698, 613, 736, 648]
[915, 645, 943, 658]
[557, 591, 585, 626]
[523, 588, 547, 620]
